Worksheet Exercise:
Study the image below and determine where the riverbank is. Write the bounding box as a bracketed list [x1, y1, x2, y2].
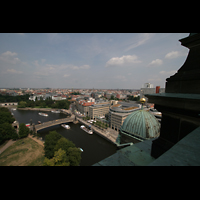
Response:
[17, 107, 71, 115]
[17, 107, 56, 112]
[77, 117, 119, 145]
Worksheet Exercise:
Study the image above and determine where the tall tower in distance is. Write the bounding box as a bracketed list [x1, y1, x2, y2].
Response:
[143, 83, 153, 88]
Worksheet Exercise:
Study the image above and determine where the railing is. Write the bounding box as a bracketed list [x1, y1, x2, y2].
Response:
[33, 115, 75, 131]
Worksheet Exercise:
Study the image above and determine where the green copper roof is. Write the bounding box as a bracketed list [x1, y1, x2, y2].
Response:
[120, 109, 160, 139]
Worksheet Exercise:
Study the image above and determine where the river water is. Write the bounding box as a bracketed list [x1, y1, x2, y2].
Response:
[12, 109, 117, 166]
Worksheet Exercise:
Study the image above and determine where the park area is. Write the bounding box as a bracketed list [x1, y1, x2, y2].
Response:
[0, 137, 45, 166]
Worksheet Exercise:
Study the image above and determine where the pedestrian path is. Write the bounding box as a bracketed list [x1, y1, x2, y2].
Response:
[0, 139, 16, 154]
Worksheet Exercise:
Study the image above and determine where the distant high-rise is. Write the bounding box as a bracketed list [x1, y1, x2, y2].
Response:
[143, 83, 153, 88]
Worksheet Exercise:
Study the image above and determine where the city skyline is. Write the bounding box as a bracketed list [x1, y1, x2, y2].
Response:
[0, 33, 189, 89]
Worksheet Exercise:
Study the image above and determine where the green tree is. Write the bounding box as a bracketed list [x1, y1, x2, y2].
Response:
[44, 131, 62, 159]
[54, 137, 75, 152]
[54, 137, 82, 166]
[18, 123, 29, 138]
[17, 101, 27, 108]
[0, 109, 15, 124]
[43, 148, 70, 166]
[0, 123, 18, 144]
[67, 147, 82, 166]
[110, 95, 114, 100]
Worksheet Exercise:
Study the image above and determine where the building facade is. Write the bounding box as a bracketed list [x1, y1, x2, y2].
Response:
[109, 102, 140, 131]
[88, 102, 110, 119]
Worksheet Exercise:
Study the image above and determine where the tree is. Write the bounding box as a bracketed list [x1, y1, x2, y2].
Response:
[44, 131, 62, 159]
[110, 95, 114, 100]
[67, 147, 82, 166]
[0, 109, 15, 124]
[18, 123, 29, 138]
[54, 137, 75, 152]
[17, 101, 27, 108]
[53, 137, 82, 166]
[0, 123, 18, 144]
[43, 148, 70, 166]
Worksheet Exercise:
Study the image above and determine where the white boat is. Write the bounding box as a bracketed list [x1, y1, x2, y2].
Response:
[61, 124, 70, 129]
[38, 112, 48, 117]
[80, 125, 93, 134]
[51, 110, 60, 113]
[12, 108, 16, 111]
[79, 148, 83, 152]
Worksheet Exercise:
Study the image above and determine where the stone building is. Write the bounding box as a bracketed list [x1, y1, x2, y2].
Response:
[109, 102, 140, 131]
[88, 102, 110, 119]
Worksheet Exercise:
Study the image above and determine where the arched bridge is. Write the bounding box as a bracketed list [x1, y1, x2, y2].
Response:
[32, 114, 75, 132]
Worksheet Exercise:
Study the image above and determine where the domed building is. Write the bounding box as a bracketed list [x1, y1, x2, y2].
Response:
[118, 98, 160, 144]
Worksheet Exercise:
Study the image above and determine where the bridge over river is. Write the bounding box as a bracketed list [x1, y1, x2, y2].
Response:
[31, 114, 76, 132]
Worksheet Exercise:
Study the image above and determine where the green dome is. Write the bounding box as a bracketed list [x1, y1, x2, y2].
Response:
[120, 109, 160, 139]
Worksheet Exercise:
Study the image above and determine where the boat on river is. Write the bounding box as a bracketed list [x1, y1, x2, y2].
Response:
[80, 125, 93, 134]
[61, 124, 70, 129]
[38, 112, 48, 117]
[51, 110, 60, 113]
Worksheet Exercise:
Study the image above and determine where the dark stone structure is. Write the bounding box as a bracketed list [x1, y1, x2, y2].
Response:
[146, 33, 200, 158]
[165, 33, 200, 94]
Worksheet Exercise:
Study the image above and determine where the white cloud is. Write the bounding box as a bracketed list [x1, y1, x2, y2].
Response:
[125, 33, 154, 52]
[0, 51, 20, 64]
[79, 65, 90, 69]
[159, 70, 177, 75]
[165, 50, 187, 59]
[2, 51, 17, 56]
[105, 54, 141, 67]
[148, 59, 163, 66]
[6, 69, 23, 74]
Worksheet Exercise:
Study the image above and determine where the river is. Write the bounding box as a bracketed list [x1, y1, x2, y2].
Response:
[12, 109, 117, 166]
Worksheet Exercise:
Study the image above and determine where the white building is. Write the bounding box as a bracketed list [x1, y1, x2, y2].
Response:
[52, 95, 62, 101]
[143, 83, 154, 88]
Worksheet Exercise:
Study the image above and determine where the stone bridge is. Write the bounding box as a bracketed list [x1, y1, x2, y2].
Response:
[32, 114, 75, 132]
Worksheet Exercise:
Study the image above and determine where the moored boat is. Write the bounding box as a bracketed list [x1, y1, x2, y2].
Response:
[51, 110, 60, 113]
[80, 125, 93, 134]
[61, 124, 70, 129]
[38, 112, 48, 117]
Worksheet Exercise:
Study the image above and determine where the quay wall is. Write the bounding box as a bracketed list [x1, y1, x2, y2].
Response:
[77, 118, 118, 146]
[17, 108, 71, 115]
[17, 108, 57, 112]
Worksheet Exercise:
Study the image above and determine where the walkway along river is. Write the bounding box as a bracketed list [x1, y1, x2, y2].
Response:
[12, 108, 117, 166]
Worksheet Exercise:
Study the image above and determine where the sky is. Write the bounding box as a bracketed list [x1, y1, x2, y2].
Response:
[0, 33, 189, 89]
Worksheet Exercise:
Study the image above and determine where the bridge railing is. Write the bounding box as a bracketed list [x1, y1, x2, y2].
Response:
[34, 115, 75, 131]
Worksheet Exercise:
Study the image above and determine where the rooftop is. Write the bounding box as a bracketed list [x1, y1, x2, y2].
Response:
[121, 109, 160, 140]
[110, 102, 140, 113]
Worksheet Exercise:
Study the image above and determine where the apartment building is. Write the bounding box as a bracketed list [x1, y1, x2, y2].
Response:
[88, 102, 110, 119]
[76, 99, 95, 115]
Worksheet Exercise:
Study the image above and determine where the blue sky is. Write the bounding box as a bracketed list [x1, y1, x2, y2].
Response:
[0, 33, 189, 89]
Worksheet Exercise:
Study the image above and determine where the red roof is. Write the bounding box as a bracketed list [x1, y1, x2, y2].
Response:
[82, 102, 94, 106]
